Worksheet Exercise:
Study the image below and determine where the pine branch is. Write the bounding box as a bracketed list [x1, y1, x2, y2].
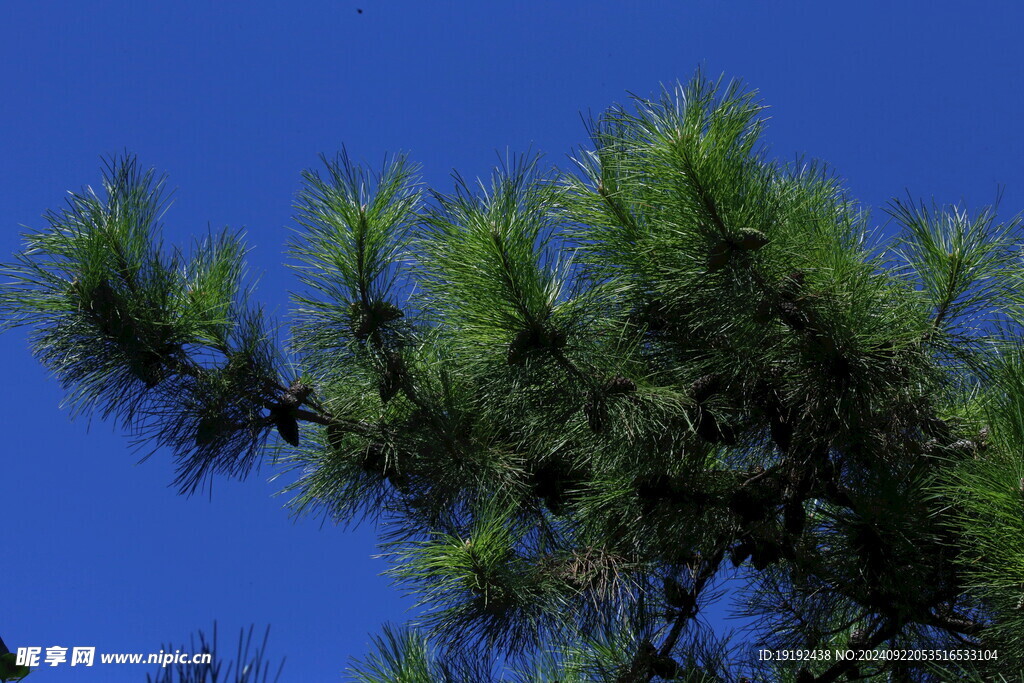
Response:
[923, 608, 985, 638]
[659, 542, 728, 659]
[812, 620, 901, 683]
[4, 74, 1022, 680]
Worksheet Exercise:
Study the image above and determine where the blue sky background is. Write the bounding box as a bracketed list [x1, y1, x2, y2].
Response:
[1, 2, 1022, 680]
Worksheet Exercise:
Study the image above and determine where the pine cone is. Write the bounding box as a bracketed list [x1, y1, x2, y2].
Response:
[507, 329, 538, 365]
[132, 351, 166, 388]
[350, 301, 404, 341]
[195, 415, 223, 446]
[271, 407, 300, 446]
[375, 301, 404, 323]
[690, 373, 722, 403]
[977, 426, 990, 451]
[949, 438, 978, 455]
[604, 376, 637, 395]
[282, 379, 312, 407]
[737, 228, 769, 251]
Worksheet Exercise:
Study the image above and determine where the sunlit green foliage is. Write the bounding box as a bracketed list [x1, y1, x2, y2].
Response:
[4, 70, 1024, 681]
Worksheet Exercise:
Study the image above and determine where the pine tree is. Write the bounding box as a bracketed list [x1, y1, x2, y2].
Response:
[3, 71, 1024, 682]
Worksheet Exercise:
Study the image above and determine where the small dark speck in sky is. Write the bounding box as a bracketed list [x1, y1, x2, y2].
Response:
[357, 8, 363, 13]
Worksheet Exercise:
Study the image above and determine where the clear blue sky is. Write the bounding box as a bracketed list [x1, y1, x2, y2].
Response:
[2, 2, 1022, 680]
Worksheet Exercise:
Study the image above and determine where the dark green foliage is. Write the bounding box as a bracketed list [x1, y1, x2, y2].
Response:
[0, 654, 30, 682]
[507, 326, 568, 366]
[0, 636, 29, 683]
[0, 157, 300, 493]
[5, 71, 1024, 681]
